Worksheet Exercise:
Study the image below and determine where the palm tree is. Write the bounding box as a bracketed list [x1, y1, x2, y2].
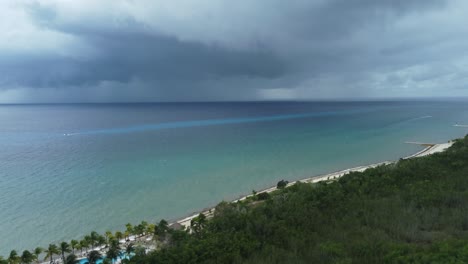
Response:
[107, 239, 121, 263]
[90, 231, 100, 249]
[97, 235, 106, 249]
[134, 224, 144, 241]
[75, 243, 83, 256]
[190, 213, 207, 237]
[146, 224, 155, 236]
[110, 238, 120, 249]
[20, 250, 34, 264]
[155, 219, 169, 242]
[124, 243, 134, 259]
[158, 219, 168, 230]
[125, 223, 133, 240]
[135, 221, 148, 239]
[70, 240, 79, 254]
[141, 221, 148, 233]
[105, 231, 113, 246]
[114, 231, 123, 243]
[43, 244, 60, 264]
[60, 242, 71, 263]
[84, 236, 92, 251]
[79, 239, 88, 254]
[106, 247, 119, 264]
[87, 251, 101, 264]
[64, 254, 77, 264]
[32, 247, 43, 264]
[8, 250, 20, 264]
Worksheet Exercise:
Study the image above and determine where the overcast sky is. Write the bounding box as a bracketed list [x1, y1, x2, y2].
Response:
[0, 0, 467, 103]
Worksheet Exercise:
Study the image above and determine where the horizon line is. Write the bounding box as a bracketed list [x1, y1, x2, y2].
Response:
[1, 96, 468, 105]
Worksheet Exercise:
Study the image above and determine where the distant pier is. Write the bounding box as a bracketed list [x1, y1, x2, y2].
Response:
[404, 141, 436, 147]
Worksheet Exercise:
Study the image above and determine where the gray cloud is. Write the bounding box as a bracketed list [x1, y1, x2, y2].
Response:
[0, 0, 467, 103]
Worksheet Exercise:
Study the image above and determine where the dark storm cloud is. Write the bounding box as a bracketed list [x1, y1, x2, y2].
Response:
[2, 32, 285, 87]
[6, 2, 287, 87]
[0, 0, 467, 102]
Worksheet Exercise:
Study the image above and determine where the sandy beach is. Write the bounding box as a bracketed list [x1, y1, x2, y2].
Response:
[35, 141, 454, 264]
[175, 141, 454, 228]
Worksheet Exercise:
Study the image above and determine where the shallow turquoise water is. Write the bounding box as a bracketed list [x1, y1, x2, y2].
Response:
[1, 101, 468, 254]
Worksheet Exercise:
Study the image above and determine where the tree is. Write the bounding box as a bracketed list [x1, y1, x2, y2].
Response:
[115, 231, 123, 242]
[158, 219, 168, 230]
[155, 219, 169, 242]
[109, 239, 120, 251]
[105, 239, 120, 264]
[97, 235, 106, 248]
[43, 244, 60, 264]
[140, 221, 148, 235]
[134, 246, 146, 258]
[106, 246, 120, 264]
[70, 240, 79, 254]
[60, 242, 71, 263]
[146, 224, 155, 236]
[257, 192, 270, 200]
[87, 251, 102, 264]
[125, 223, 133, 241]
[83, 236, 92, 252]
[90, 231, 100, 248]
[78, 240, 88, 254]
[20, 250, 34, 264]
[105, 231, 113, 246]
[125, 243, 134, 259]
[276, 179, 289, 189]
[32, 248, 43, 264]
[0, 256, 8, 264]
[7, 250, 20, 264]
[190, 213, 207, 237]
[64, 254, 77, 264]
[134, 224, 144, 240]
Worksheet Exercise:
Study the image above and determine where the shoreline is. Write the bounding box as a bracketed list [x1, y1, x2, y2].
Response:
[31, 141, 454, 263]
[174, 141, 454, 228]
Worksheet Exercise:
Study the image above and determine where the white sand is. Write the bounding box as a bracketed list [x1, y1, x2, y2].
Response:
[36, 141, 455, 264]
[176, 141, 454, 229]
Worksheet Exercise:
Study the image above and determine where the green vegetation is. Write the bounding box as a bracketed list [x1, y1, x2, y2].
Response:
[0, 223, 152, 264]
[60, 242, 71, 263]
[20, 250, 34, 264]
[87, 250, 102, 264]
[127, 136, 468, 263]
[44, 244, 60, 263]
[256, 192, 270, 201]
[2, 136, 468, 263]
[276, 180, 289, 189]
[65, 254, 78, 264]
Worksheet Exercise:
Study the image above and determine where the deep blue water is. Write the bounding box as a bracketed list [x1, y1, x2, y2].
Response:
[1, 101, 468, 254]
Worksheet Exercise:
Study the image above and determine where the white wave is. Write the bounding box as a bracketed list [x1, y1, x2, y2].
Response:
[403, 115, 432, 123]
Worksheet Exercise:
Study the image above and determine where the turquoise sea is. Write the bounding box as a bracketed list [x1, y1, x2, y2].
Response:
[1, 101, 468, 254]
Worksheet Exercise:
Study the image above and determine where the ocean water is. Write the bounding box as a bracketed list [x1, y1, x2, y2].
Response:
[1, 101, 468, 254]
